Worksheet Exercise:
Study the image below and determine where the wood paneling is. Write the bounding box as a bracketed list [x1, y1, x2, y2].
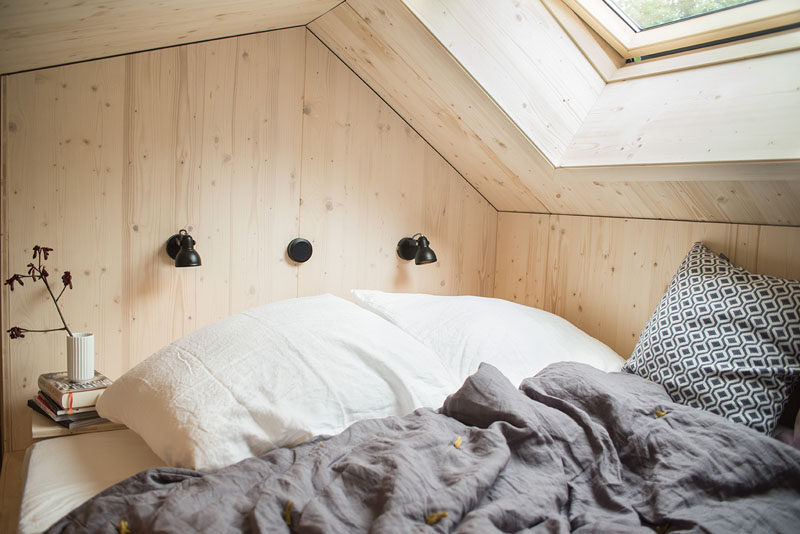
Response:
[495, 212, 800, 358]
[298, 34, 496, 297]
[1, 27, 497, 453]
[3, 58, 126, 451]
[494, 214, 550, 309]
[554, 163, 800, 226]
[0, 0, 340, 74]
[539, 0, 625, 82]
[123, 30, 305, 367]
[405, 0, 604, 164]
[310, 1, 553, 212]
[563, 50, 800, 166]
[306, 0, 800, 226]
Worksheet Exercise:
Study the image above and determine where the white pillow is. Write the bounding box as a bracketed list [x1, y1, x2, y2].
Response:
[98, 294, 460, 470]
[352, 290, 624, 387]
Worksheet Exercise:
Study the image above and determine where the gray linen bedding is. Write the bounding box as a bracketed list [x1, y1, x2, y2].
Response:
[47, 362, 800, 533]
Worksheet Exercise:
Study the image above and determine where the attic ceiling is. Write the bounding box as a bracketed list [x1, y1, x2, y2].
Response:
[0, 0, 340, 74]
[2, 0, 799, 225]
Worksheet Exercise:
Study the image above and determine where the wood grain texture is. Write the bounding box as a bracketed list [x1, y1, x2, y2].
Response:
[563, 50, 800, 166]
[2, 59, 126, 451]
[123, 30, 306, 368]
[298, 33, 496, 297]
[539, 0, 626, 82]
[0, 0, 340, 74]
[404, 0, 604, 164]
[1, 27, 497, 453]
[494, 213, 550, 309]
[554, 163, 800, 226]
[494, 213, 800, 358]
[305, 0, 800, 226]
[310, 1, 553, 212]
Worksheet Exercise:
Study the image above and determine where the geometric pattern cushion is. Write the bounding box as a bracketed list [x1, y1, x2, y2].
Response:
[622, 242, 800, 435]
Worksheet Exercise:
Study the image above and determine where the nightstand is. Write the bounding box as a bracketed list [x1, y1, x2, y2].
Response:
[31, 410, 125, 441]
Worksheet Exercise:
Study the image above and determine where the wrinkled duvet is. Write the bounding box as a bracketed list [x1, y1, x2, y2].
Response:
[48, 362, 800, 533]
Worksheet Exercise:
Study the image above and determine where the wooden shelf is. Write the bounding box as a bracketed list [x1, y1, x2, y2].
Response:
[31, 410, 125, 441]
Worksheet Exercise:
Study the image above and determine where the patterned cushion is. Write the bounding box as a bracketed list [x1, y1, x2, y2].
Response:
[623, 242, 800, 434]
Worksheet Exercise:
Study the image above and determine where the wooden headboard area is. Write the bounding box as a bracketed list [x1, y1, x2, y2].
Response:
[2, 23, 799, 454]
[0, 28, 496, 452]
[494, 214, 800, 358]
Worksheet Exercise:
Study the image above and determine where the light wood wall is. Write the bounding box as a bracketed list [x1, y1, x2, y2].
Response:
[495, 213, 800, 358]
[311, 0, 800, 226]
[0, 0, 340, 74]
[298, 34, 496, 297]
[404, 0, 605, 165]
[0, 28, 497, 452]
[562, 49, 800, 166]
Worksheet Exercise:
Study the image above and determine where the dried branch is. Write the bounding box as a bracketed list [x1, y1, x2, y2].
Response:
[5, 245, 74, 339]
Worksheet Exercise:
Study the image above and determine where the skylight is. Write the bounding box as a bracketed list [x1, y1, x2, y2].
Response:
[561, 0, 800, 59]
[605, 0, 759, 31]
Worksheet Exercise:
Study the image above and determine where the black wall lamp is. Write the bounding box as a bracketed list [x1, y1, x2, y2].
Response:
[397, 233, 437, 265]
[166, 229, 202, 268]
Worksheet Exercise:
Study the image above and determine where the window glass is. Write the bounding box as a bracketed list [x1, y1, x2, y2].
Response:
[604, 0, 760, 30]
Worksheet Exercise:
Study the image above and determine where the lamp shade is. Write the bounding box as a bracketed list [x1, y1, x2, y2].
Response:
[397, 233, 437, 265]
[166, 230, 202, 268]
[414, 235, 437, 265]
[175, 234, 201, 267]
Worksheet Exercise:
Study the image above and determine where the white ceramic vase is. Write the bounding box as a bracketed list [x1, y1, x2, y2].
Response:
[67, 333, 94, 382]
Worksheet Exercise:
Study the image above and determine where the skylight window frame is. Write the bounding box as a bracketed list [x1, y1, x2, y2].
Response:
[561, 0, 800, 58]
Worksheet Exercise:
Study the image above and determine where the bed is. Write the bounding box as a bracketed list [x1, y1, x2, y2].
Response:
[18, 430, 163, 533]
[19, 243, 800, 532]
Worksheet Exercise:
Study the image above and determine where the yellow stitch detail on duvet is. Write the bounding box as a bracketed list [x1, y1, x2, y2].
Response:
[655, 410, 668, 418]
[454, 436, 462, 449]
[283, 501, 294, 526]
[426, 511, 449, 525]
[118, 520, 131, 534]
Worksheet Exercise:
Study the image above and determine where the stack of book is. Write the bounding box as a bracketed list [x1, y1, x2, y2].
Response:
[28, 371, 114, 430]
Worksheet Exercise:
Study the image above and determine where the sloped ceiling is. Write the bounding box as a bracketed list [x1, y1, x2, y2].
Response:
[311, 0, 800, 225]
[0, 0, 340, 74]
[2, 0, 799, 225]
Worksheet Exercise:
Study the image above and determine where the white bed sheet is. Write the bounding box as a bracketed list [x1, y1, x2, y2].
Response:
[18, 429, 163, 533]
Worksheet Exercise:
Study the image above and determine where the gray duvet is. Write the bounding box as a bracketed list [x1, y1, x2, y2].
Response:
[47, 362, 800, 533]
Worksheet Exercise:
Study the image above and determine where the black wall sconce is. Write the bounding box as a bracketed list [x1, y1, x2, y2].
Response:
[287, 238, 313, 263]
[397, 233, 437, 265]
[166, 229, 202, 268]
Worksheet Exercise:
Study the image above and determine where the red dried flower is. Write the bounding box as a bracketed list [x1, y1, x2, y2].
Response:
[7, 327, 25, 339]
[62, 271, 73, 289]
[4, 274, 25, 290]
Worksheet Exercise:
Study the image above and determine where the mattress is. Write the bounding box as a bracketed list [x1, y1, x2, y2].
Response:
[18, 429, 163, 533]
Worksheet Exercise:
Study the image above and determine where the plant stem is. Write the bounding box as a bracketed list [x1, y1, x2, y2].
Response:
[17, 327, 67, 334]
[41, 274, 72, 336]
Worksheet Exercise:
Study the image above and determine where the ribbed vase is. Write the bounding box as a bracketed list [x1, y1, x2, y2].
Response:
[67, 333, 94, 382]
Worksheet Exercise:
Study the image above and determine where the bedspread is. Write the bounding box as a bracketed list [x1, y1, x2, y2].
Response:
[47, 362, 800, 533]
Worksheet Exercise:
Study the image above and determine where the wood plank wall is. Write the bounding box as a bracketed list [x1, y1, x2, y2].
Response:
[0, 0, 341, 74]
[0, 27, 497, 452]
[495, 213, 800, 358]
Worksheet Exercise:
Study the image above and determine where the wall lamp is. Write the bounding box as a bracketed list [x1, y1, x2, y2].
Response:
[166, 229, 202, 268]
[397, 233, 437, 265]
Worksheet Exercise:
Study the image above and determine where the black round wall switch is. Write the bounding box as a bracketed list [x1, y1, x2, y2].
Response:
[287, 238, 313, 263]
